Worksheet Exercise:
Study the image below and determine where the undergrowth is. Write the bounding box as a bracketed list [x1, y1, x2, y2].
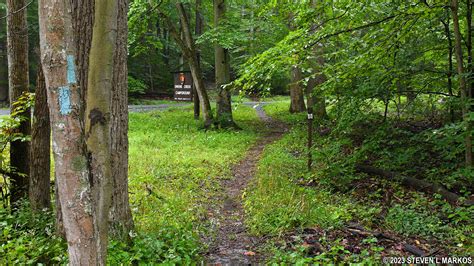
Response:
[244, 100, 473, 263]
[0, 104, 261, 264]
[0, 202, 67, 265]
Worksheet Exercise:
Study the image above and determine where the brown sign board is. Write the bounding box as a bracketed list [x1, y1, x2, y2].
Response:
[173, 72, 193, 101]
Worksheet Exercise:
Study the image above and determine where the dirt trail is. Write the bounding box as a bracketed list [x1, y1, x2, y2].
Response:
[205, 104, 287, 265]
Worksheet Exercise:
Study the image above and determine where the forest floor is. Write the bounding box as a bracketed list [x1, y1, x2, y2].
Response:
[204, 105, 288, 264]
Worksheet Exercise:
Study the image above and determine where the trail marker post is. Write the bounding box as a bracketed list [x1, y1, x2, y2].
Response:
[307, 107, 314, 171]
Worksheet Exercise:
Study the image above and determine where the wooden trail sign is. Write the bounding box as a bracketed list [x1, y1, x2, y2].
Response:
[173, 71, 193, 101]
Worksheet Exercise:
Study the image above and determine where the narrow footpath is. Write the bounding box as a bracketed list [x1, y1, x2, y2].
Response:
[205, 104, 288, 265]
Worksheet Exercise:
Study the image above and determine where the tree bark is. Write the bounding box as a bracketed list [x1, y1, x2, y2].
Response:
[71, 0, 133, 243]
[29, 64, 51, 211]
[7, 0, 31, 205]
[289, 65, 306, 113]
[214, 0, 237, 128]
[0, 7, 7, 103]
[85, 0, 120, 262]
[109, 0, 134, 242]
[287, 14, 306, 114]
[451, 0, 473, 167]
[307, 52, 328, 119]
[467, 0, 474, 105]
[39, 0, 96, 263]
[194, 0, 202, 120]
[54, 180, 66, 238]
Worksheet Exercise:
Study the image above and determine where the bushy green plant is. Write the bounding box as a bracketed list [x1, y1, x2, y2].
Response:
[108, 226, 201, 265]
[1, 92, 34, 203]
[385, 204, 449, 239]
[0, 202, 67, 265]
[128, 76, 148, 96]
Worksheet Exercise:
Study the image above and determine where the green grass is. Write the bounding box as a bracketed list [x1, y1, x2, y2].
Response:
[124, 104, 261, 263]
[246, 101, 473, 263]
[128, 98, 183, 105]
[1, 104, 262, 264]
[243, 125, 353, 236]
[244, 102, 353, 236]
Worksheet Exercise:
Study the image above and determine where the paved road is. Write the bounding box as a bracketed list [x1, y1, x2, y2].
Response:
[0, 101, 273, 116]
[0, 104, 191, 116]
[128, 104, 189, 112]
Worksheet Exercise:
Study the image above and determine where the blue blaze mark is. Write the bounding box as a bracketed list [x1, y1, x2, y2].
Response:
[67, 55, 76, 84]
[58, 86, 72, 115]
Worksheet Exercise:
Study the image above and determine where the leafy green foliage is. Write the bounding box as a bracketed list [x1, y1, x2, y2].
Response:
[128, 75, 148, 96]
[244, 104, 352, 236]
[0, 92, 34, 203]
[385, 204, 448, 238]
[108, 228, 200, 264]
[254, 101, 473, 261]
[127, 104, 260, 260]
[0, 202, 67, 265]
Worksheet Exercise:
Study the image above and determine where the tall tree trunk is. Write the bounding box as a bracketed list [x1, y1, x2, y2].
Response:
[451, 0, 473, 167]
[249, 0, 255, 55]
[71, 0, 133, 243]
[214, 0, 237, 128]
[288, 14, 306, 114]
[0, 54, 7, 102]
[85, 0, 119, 262]
[109, 0, 134, 241]
[311, 0, 326, 120]
[29, 64, 51, 211]
[54, 181, 66, 238]
[38, 0, 96, 263]
[7, 0, 31, 205]
[289, 65, 306, 113]
[194, 0, 202, 120]
[307, 77, 327, 119]
[442, 10, 455, 122]
[467, 0, 474, 105]
[307, 49, 328, 119]
[0, 7, 7, 103]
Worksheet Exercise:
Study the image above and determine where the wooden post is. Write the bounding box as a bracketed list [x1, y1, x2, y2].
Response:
[307, 107, 314, 171]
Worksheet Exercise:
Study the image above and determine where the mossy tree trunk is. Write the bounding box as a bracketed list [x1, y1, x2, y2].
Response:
[85, 0, 121, 261]
[289, 65, 306, 113]
[72, 0, 134, 243]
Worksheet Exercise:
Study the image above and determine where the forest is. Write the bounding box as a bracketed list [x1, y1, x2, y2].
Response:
[0, 0, 473, 264]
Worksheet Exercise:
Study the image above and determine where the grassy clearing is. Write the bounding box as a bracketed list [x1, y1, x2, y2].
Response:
[1, 104, 262, 264]
[128, 98, 181, 105]
[119, 104, 261, 263]
[243, 126, 353, 236]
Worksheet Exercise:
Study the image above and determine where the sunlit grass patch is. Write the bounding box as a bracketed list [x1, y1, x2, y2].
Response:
[243, 125, 352, 236]
[127, 105, 260, 261]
